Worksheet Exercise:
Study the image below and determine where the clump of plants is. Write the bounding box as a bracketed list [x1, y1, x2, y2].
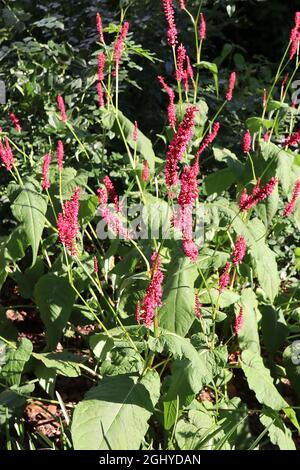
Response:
[0, 0, 300, 451]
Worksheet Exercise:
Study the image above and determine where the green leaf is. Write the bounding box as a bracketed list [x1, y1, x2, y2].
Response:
[237, 289, 260, 353]
[33, 351, 84, 377]
[71, 370, 160, 450]
[89, 334, 114, 361]
[11, 182, 48, 265]
[204, 168, 236, 196]
[246, 117, 273, 134]
[247, 218, 280, 302]
[34, 274, 76, 350]
[240, 350, 288, 410]
[260, 141, 293, 195]
[0, 227, 28, 291]
[195, 61, 219, 97]
[260, 409, 296, 450]
[261, 306, 289, 356]
[0, 339, 33, 387]
[163, 359, 194, 431]
[159, 254, 198, 337]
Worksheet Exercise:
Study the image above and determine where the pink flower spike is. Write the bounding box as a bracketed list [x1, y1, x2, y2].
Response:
[96, 12, 105, 43]
[158, 75, 176, 129]
[103, 176, 120, 212]
[113, 22, 129, 74]
[234, 306, 244, 335]
[133, 121, 139, 142]
[199, 13, 206, 40]
[97, 187, 130, 239]
[198, 122, 220, 156]
[179, 0, 186, 9]
[284, 179, 300, 217]
[56, 140, 64, 172]
[290, 13, 300, 60]
[0, 137, 15, 171]
[140, 252, 164, 328]
[57, 95, 67, 122]
[243, 129, 252, 153]
[97, 82, 105, 108]
[239, 177, 278, 212]
[42, 153, 51, 191]
[57, 187, 81, 255]
[232, 235, 247, 265]
[263, 132, 269, 143]
[195, 291, 201, 319]
[226, 72, 236, 101]
[94, 256, 99, 274]
[98, 52, 105, 81]
[219, 262, 231, 293]
[183, 238, 198, 262]
[9, 112, 21, 133]
[142, 160, 149, 182]
[162, 0, 178, 47]
[176, 44, 186, 81]
[165, 105, 198, 188]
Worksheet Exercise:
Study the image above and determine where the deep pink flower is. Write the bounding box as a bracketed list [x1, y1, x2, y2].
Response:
[198, 122, 220, 156]
[232, 235, 247, 265]
[285, 129, 300, 147]
[94, 256, 99, 274]
[140, 252, 164, 328]
[165, 105, 198, 188]
[57, 187, 80, 255]
[97, 187, 130, 239]
[226, 72, 236, 101]
[42, 153, 51, 191]
[9, 112, 21, 133]
[56, 140, 64, 172]
[284, 179, 300, 216]
[162, 0, 178, 47]
[176, 44, 186, 81]
[57, 95, 67, 122]
[263, 132, 269, 142]
[219, 262, 231, 293]
[199, 13, 206, 40]
[178, 158, 199, 208]
[133, 121, 139, 142]
[98, 52, 105, 81]
[234, 306, 244, 335]
[96, 12, 105, 43]
[239, 177, 278, 212]
[183, 238, 198, 262]
[113, 22, 129, 74]
[179, 0, 185, 9]
[195, 291, 201, 318]
[142, 160, 149, 182]
[158, 75, 176, 129]
[290, 13, 300, 60]
[103, 176, 120, 212]
[243, 129, 252, 153]
[0, 137, 15, 171]
[97, 82, 105, 107]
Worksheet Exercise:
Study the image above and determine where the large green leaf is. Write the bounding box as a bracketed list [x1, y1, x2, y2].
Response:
[159, 254, 198, 336]
[238, 289, 260, 353]
[260, 141, 293, 195]
[11, 182, 48, 265]
[260, 410, 296, 450]
[33, 351, 85, 377]
[0, 338, 32, 386]
[247, 218, 280, 302]
[71, 370, 160, 450]
[241, 350, 288, 410]
[34, 274, 76, 350]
